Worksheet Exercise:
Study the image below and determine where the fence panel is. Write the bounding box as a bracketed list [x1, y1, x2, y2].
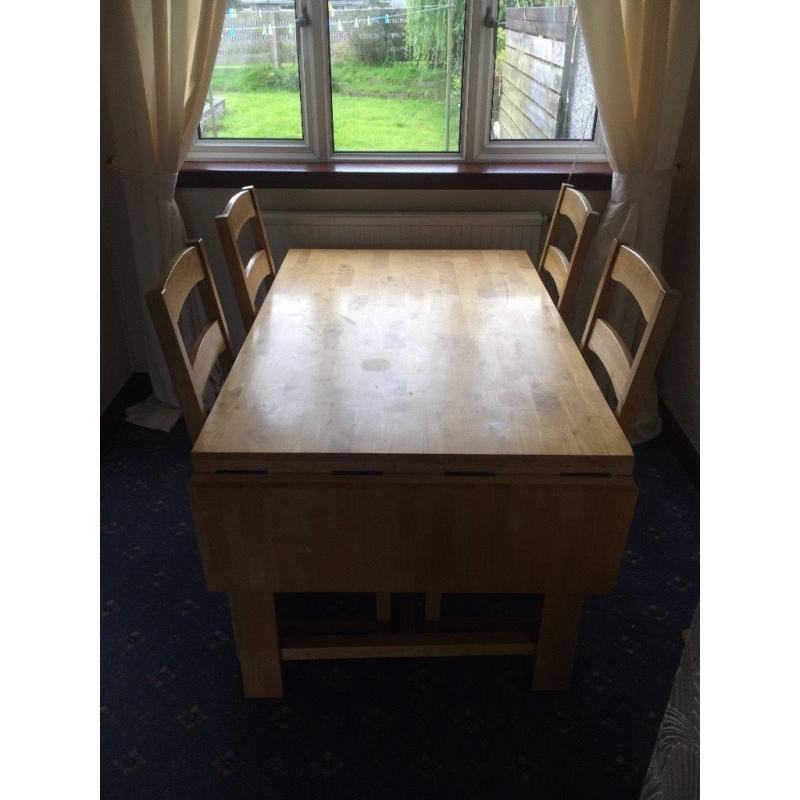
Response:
[496, 5, 592, 141]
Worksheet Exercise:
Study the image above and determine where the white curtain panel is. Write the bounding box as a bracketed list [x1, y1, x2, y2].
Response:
[101, 1, 226, 412]
[575, 0, 699, 442]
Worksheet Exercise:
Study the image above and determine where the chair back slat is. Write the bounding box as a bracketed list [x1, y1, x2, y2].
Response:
[580, 240, 681, 439]
[216, 185, 276, 333]
[542, 246, 569, 299]
[189, 320, 228, 399]
[609, 245, 664, 322]
[147, 241, 234, 444]
[559, 186, 592, 233]
[585, 318, 633, 403]
[244, 249, 272, 305]
[162, 250, 204, 322]
[225, 190, 255, 240]
[537, 183, 599, 321]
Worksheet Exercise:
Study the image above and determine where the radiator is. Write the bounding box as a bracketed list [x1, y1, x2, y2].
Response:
[263, 211, 546, 269]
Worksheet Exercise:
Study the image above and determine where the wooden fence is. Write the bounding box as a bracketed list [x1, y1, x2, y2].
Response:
[495, 5, 585, 140]
[216, 8, 404, 66]
[199, 98, 226, 136]
[217, 10, 298, 65]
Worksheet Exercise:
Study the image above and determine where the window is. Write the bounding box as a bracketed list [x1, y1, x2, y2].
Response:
[489, 1, 596, 142]
[203, 3, 305, 140]
[328, 3, 465, 153]
[192, 1, 601, 162]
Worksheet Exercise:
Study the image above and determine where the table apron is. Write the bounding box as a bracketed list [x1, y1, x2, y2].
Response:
[189, 475, 637, 594]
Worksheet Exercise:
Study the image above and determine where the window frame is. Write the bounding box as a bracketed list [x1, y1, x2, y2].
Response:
[188, 0, 606, 164]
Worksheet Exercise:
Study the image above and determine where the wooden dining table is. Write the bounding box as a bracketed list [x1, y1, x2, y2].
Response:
[190, 248, 637, 698]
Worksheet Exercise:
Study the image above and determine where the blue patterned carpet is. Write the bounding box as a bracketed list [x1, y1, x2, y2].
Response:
[101, 421, 699, 800]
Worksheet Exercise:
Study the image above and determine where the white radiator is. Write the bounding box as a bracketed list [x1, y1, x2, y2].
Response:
[263, 211, 545, 268]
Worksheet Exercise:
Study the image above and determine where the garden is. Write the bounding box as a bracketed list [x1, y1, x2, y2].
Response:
[207, 60, 460, 150]
[203, 1, 466, 152]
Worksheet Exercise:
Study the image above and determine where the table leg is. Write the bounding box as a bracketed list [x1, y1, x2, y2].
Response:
[228, 591, 283, 698]
[532, 594, 585, 690]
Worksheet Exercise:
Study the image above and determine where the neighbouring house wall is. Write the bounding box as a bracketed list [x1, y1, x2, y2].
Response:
[658, 58, 700, 452]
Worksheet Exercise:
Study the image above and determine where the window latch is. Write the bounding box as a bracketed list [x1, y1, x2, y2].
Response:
[296, 7, 310, 27]
[483, 7, 499, 29]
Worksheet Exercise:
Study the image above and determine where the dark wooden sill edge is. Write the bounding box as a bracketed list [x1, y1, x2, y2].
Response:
[178, 161, 612, 191]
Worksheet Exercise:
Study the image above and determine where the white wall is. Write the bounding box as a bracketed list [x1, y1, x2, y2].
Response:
[101, 236, 131, 412]
[657, 61, 700, 451]
[101, 95, 134, 412]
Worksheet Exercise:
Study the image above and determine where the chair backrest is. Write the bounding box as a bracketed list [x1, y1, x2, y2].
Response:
[147, 240, 234, 444]
[538, 183, 599, 321]
[580, 239, 681, 438]
[215, 185, 276, 333]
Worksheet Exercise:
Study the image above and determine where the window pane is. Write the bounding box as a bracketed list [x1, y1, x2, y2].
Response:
[200, 1, 303, 140]
[490, 1, 596, 141]
[329, 1, 465, 153]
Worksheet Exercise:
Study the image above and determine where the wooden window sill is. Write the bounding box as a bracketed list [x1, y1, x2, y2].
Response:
[178, 161, 612, 191]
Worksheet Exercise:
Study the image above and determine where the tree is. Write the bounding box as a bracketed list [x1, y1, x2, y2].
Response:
[405, 1, 570, 68]
[405, 0, 465, 68]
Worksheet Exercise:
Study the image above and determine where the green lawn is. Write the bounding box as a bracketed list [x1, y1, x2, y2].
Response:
[205, 91, 303, 139]
[333, 94, 460, 151]
[205, 62, 461, 152]
[331, 61, 449, 100]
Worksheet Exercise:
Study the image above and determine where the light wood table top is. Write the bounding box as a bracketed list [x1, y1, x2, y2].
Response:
[193, 249, 633, 476]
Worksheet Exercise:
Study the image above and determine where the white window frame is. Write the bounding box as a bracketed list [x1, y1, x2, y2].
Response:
[188, 0, 606, 164]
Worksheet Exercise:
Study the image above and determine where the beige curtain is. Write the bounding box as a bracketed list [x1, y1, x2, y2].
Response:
[575, 0, 699, 442]
[101, 1, 226, 411]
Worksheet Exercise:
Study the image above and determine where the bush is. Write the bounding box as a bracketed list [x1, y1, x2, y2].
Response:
[242, 64, 299, 92]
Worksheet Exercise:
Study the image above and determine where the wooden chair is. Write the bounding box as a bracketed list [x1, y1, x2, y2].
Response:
[580, 239, 681, 439]
[147, 240, 235, 444]
[216, 185, 276, 333]
[538, 183, 599, 321]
